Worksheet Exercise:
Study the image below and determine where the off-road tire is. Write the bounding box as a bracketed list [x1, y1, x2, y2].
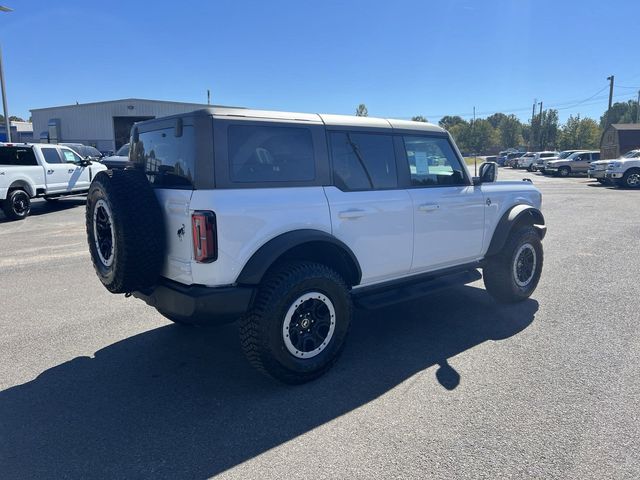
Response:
[2, 189, 31, 220]
[483, 226, 543, 303]
[239, 261, 352, 384]
[86, 169, 165, 293]
[621, 168, 640, 189]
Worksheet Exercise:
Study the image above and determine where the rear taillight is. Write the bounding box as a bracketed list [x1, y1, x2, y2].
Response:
[192, 211, 217, 263]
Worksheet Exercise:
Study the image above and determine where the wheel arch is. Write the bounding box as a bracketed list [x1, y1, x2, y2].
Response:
[237, 229, 362, 287]
[486, 205, 546, 257]
[8, 179, 36, 197]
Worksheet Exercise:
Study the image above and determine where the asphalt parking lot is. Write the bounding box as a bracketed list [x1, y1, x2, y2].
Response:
[1, 169, 639, 480]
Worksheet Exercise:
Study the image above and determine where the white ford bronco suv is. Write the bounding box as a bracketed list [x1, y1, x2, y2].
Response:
[0, 143, 107, 220]
[85, 108, 546, 383]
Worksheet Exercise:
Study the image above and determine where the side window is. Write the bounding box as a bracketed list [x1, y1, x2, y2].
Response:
[592, 152, 600, 160]
[41, 148, 63, 164]
[330, 132, 397, 191]
[228, 124, 315, 183]
[0, 147, 38, 166]
[61, 149, 82, 163]
[131, 126, 195, 188]
[403, 136, 467, 187]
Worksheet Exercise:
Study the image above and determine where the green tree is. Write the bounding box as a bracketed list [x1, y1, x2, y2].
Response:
[438, 115, 466, 130]
[538, 109, 559, 150]
[559, 115, 601, 150]
[486, 112, 509, 129]
[599, 100, 639, 128]
[497, 114, 523, 149]
[355, 104, 368, 117]
[411, 115, 428, 122]
[451, 119, 497, 154]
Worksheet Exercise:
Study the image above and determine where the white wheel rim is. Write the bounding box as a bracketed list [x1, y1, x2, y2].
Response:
[93, 199, 115, 267]
[513, 243, 537, 288]
[282, 292, 336, 359]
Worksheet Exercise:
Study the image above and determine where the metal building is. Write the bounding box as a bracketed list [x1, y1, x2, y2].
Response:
[600, 123, 640, 159]
[30, 98, 231, 153]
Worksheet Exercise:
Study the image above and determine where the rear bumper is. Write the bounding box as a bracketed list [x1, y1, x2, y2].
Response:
[133, 278, 255, 324]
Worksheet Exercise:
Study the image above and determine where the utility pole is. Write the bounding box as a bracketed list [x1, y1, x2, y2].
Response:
[538, 101, 543, 150]
[0, 43, 9, 142]
[531, 99, 537, 150]
[207, 89, 211, 105]
[636, 90, 639, 124]
[605, 75, 614, 128]
[473, 106, 477, 176]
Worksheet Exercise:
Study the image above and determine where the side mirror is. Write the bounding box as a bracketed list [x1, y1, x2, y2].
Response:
[473, 161, 498, 185]
[80, 158, 92, 167]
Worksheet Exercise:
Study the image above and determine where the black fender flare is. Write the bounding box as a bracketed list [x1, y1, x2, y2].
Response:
[236, 229, 362, 286]
[486, 205, 546, 257]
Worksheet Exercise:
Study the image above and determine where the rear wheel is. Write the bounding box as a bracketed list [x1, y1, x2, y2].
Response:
[483, 226, 543, 303]
[622, 168, 640, 189]
[239, 261, 352, 384]
[2, 189, 31, 220]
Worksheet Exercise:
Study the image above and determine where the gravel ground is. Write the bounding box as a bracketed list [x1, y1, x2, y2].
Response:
[0, 170, 638, 479]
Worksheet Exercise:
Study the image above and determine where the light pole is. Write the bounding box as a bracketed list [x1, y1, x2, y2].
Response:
[0, 5, 12, 142]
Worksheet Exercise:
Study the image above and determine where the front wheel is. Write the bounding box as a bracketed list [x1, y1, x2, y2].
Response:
[621, 168, 640, 189]
[558, 167, 570, 177]
[2, 189, 31, 220]
[239, 261, 352, 384]
[483, 226, 543, 303]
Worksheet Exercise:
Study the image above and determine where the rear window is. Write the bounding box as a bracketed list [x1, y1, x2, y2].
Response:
[131, 127, 195, 188]
[0, 147, 37, 166]
[228, 124, 315, 183]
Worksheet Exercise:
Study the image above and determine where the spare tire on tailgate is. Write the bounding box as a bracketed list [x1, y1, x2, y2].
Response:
[86, 169, 165, 293]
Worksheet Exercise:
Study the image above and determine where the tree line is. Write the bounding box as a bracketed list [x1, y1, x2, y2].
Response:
[355, 100, 639, 154]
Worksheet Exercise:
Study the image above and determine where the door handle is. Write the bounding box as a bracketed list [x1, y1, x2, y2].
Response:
[338, 208, 368, 219]
[47, 169, 54, 174]
[418, 203, 440, 212]
[68, 169, 75, 174]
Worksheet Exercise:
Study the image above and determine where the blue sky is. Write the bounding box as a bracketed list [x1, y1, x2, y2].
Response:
[2, 0, 639, 124]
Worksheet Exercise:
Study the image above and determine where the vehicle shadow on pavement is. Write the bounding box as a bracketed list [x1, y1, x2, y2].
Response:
[0, 198, 86, 223]
[0, 285, 537, 479]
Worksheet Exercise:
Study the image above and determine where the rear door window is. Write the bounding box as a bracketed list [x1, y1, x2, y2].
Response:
[41, 148, 63, 164]
[0, 147, 38, 166]
[228, 124, 315, 183]
[330, 132, 397, 190]
[132, 127, 195, 188]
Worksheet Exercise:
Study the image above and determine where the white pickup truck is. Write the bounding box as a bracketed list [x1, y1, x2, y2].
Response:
[0, 143, 107, 220]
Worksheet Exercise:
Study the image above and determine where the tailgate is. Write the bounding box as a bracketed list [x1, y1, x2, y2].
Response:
[154, 188, 194, 285]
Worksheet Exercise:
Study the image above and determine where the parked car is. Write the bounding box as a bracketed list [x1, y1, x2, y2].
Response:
[533, 149, 583, 173]
[100, 143, 131, 169]
[507, 152, 531, 168]
[85, 107, 546, 384]
[61, 143, 104, 161]
[587, 159, 613, 183]
[545, 150, 600, 177]
[605, 149, 640, 188]
[515, 151, 559, 171]
[0, 143, 107, 220]
[499, 152, 523, 167]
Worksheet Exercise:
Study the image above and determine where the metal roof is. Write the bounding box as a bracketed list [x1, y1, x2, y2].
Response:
[610, 123, 640, 131]
[30, 98, 237, 112]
